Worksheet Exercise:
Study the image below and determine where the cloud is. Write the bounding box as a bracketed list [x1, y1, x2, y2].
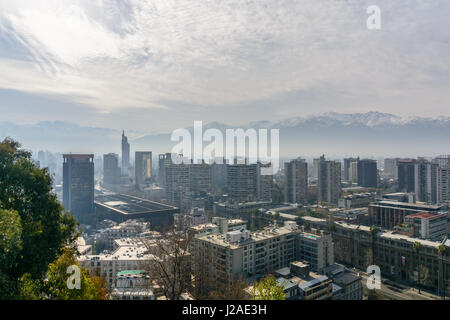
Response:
[0, 0, 449, 131]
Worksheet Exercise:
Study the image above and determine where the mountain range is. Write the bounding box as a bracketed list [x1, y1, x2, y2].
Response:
[1, 112, 449, 158]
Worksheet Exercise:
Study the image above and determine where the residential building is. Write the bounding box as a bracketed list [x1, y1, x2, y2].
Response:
[284, 158, 308, 204]
[317, 156, 341, 205]
[111, 270, 155, 300]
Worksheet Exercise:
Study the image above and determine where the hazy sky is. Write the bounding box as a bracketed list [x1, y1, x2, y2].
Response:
[0, 0, 449, 132]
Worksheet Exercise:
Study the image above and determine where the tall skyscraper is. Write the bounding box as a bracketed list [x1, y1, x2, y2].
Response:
[284, 158, 308, 204]
[317, 156, 341, 205]
[357, 159, 378, 188]
[103, 153, 120, 185]
[343, 157, 358, 182]
[63, 154, 94, 222]
[135, 151, 152, 185]
[121, 130, 130, 176]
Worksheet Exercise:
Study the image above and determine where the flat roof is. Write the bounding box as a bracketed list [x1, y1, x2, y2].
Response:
[406, 212, 446, 220]
[95, 193, 177, 215]
[371, 201, 442, 210]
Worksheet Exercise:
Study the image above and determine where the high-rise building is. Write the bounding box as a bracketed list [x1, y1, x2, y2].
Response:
[103, 153, 120, 185]
[256, 162, 273, 202]
[349, 161, 358, 183]
[357, 159, 377, 188]
[121, 130, 130, 176]
[165, 164, 190, 206]
[397, 159, 416, 193]
[211, 159, 227, 193]
[63, 154, 94, 222]
[317, 156, 341, 205]
[135, 151, 152, 185]
[414, 159, 438, 204]
[189, 163, 212, 196]
[343, 157, 358, 182]
[437, 165, 450, 204]
[312, 157, 322, 180]
[384, 158, 400, 179]
[432, 155, 450, 168]
[226, 164, 258, 201]
[158, 153, 173, 186]
[397, 158, 439, 204]
[284, 158, 308, 204]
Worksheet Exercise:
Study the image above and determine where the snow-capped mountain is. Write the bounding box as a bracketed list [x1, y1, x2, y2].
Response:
[1, 112, 449, 157]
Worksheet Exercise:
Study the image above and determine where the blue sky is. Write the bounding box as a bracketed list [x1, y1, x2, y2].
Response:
[0, 0, 449, 132]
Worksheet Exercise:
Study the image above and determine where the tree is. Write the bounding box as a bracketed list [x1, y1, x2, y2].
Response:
[0, 209, 23, 299]
[251, 275, 286, 300]
[412, 241, 422, 294]
[42, 248, 109, 300]
[0, 138, 78, 299]
[206, 277, 249, 300]
[437, 244, 447, 299]
[140, 229, 191, 300]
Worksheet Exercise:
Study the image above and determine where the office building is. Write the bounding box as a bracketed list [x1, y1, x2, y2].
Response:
[63, 154, 94, 223]
[121, 130, 130, 176]
[368, 200, 443, 230]
[103, 153, 120, 185]
[135, 151, 152, 185]
[284, 158, 308, 204]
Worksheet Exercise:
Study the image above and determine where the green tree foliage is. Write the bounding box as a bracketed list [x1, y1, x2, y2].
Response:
[42, 248, 109, 300]
[0, 209, 23, 298]
[251, 275, 286, 300]
[0, 138, 78, 298]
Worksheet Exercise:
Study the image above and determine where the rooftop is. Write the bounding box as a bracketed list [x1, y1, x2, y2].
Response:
[95, 193, 177, 216]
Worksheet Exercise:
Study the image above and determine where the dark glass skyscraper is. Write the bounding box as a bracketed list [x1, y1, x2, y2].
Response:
[63, 154, 94, 223]
[357, 159, 378, 188]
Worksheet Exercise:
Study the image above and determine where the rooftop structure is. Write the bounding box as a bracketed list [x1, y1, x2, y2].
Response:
[94, 193, 179, 227]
